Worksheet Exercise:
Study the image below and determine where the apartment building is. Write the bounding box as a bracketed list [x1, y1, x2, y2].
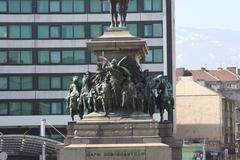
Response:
[176, 76, 235, 160]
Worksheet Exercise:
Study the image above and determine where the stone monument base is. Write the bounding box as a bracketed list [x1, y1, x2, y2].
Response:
[58, 143, 171, 160]
[57, 117, 172, 160]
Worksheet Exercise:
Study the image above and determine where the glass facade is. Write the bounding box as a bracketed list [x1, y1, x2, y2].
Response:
[0, 0, 163, 14]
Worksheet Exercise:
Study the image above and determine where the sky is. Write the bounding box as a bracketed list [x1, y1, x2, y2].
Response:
[175, 0, 240, 31]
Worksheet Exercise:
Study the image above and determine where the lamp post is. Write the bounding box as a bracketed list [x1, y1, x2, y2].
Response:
[40, 119, 46, 160]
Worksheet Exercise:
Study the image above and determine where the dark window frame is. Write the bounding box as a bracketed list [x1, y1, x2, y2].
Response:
[143, 47, 164, 64]
[0, 0, 8, 13]
[0, 49, 33, 65]
[142, 0, 163, 13]
[8, 75, 33, 91]
[8, 101, 33, 115]
[143, 21, 163, 38]
[37, 23, 85, 40]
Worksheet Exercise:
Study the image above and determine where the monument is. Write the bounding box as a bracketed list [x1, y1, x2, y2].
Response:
[57, 1, 181, 159]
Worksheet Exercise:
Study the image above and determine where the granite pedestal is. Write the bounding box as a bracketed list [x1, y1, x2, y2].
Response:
[57, 116, 172, 160]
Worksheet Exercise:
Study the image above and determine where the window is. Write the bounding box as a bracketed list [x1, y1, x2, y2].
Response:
[37, 0, 48, 13]
[38, 25, 49, 39]
[0, 77, 8, 90]
[0, 103, 8, 115]
[153, 48, 163, 63]
[9, 102, 32, 115]
[38, 75, 62, 90]
[0, 51, 7, 64]
[21, 77, 32, 89]
[144, 24, 152, 37]
[0, 0, 7, 12]
[9, 102, 21, 115]
[74, 50, 85, 63]
[102, 0, 109, 12]
[51, 77, 61, 89]
[9, 76, 32, 90]
[9, 0, 32, 13]
[50, 26, 60, 38]
[9, 76, 21, 90]
[63, 76, 72, 89]
[51, 102, 61, 114]
[38, 0, 84, 13]
[62, 50, 73, 64]
[91, 53, 97, 64]
[9, 51, 32, 64]
[38, 24, 84, 39]
[21, 0, 32, 13]
[144, 23, 162, 37]
[90, 0, 109, 12]
[9, 25, 20, 38]
[50, 51, 61, 63]
[9, 25, 32, 39]
[9, 0, 20, 13]
[62, 0, 84, 13]
[128, 0, 137, 12]
[145, 50, 153, 62]
[21, 102, 32, 115]
[143, 0, 162, 12]
[62, 0, 72, 13]
[62, 25, 73, 38]
[127, 23, 137, 36]
[38, 51, 50, 64]
[74, 25, 84, 38]
[39, 102, 50, 115]
[38, 76, 50, 89]
[145, 48, 163, 63]
[62, 50, 85, 64]
[50, 0, 60, 12]
[62, 25, 84, 38]
[90, 0, 101, 12]
[0, 26, 7, 38]
[73, 0, 84, 13]
[21, 25, 32, 38]
[39, 102, 62, 115]
[90, 24, 102, 38]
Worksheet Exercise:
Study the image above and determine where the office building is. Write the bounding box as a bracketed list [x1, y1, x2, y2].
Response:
[0, 0, 175, 140]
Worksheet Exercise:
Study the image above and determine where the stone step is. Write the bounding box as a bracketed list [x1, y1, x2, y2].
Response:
[65, 136, 162, 145]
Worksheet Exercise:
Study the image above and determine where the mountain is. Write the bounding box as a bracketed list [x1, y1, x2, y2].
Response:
[176, 27, 240, 69]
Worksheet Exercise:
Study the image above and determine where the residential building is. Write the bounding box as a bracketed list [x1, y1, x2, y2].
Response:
[176, 76, 235, 160]
[177, 67, 240, 158]
[0, 0, 175, 159]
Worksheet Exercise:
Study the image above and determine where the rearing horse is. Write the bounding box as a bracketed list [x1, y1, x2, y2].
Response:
[109, 0, 129, 27]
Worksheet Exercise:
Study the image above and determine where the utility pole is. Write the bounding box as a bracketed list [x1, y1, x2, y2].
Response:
[203, 139, 206, 160]
[40, 119, 46, 160]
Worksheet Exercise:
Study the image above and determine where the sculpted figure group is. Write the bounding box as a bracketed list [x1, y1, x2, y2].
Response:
[66, 56, 174, 122]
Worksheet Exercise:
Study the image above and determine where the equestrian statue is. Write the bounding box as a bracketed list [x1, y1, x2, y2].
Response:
[109, 0, 131, 28]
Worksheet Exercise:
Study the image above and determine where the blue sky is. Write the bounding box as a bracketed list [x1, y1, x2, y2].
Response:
[176, 0, 240, 31]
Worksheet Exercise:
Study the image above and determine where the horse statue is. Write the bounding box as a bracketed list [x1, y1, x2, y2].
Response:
[109, 0, 130, 28]
[155, 76, 174, 122]
[66, 76, 83, 121]
[80, 72, 93, 114]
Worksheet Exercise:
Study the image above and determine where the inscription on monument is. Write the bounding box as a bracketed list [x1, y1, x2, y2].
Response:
[86, 149, 146, 160]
